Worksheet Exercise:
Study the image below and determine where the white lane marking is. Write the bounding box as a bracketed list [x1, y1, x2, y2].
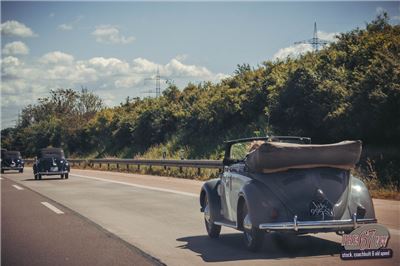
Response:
[41, 202, 64, 214]
[71, 173, 198, 198]
[12, 184, 24, 190]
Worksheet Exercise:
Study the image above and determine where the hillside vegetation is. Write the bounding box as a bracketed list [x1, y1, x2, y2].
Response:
[2, 15, 399, 192]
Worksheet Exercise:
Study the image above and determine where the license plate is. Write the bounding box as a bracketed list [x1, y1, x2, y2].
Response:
[50, 166, 58, 172]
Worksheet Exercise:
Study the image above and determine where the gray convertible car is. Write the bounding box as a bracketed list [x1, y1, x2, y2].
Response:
[200, 136, 377, 251]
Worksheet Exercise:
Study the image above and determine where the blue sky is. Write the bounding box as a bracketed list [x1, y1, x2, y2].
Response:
[1, 1, 399, 128]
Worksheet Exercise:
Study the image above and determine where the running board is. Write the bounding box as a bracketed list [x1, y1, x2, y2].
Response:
[214, 220, 237, 229]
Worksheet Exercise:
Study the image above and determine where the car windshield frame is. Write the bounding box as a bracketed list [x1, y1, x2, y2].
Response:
[39, 149, 65, 159]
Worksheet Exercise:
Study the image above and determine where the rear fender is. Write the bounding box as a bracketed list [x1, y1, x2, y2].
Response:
[238, 180, 289, 228]
[200, 178, 223, 221]
[346, 176, 376, 220]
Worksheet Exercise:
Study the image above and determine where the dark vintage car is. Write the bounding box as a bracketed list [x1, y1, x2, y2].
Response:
[1, 150, 24, 173]
[199, 136, 377, 251]
[33, 148, 70, 180]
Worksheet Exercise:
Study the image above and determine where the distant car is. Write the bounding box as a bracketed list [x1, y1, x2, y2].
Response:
[200, 136, 377, 251]
[33, 148, 70, 180]
[1, 150, 24, 173]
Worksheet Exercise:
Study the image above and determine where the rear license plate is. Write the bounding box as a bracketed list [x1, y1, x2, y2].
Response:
[50, 167, 58, 172]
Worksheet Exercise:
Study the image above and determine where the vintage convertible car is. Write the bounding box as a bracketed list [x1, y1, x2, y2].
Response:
[33, 148, 70, 180]
[199, 136, 377, 251]
[1, 150, 24, 173]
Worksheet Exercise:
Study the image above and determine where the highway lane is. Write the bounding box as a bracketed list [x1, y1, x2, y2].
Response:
[2, 168, 399, 266]
[1, 176, 159, 266]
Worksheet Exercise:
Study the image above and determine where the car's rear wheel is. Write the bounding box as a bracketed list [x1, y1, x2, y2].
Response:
[38, 174, 42, 180]
[1, 169, 4, 174]
[64, 173, 69, 179]
[204, 194, 221, 238]
[60, 174, 64, 179]
[19, 169, 23, 173]
[242, 202, 264, 251]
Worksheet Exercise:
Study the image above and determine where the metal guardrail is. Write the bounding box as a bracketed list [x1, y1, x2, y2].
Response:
[23, 158, 223, 174]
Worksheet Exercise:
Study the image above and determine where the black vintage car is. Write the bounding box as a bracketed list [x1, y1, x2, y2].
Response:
[33, 148, 70, 180]
[200, 136, 377, 251]
[1, 150, 24, 173]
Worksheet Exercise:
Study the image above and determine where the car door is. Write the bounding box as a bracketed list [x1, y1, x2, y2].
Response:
[221, 168, 235, 221]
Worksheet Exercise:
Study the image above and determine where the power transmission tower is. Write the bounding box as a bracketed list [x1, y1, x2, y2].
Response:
[295, 22, 328, 51]
[144, 67, 169, 98]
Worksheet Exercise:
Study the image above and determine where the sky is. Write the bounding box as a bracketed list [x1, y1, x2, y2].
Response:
[1, 1, 399, 128]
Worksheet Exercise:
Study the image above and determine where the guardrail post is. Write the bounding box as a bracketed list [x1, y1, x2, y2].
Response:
[126, 164, 129, 171]
[137, 164, 140, 170]
[100, 163, 102, 168]
[117, 163, 119, 170]
[78, 161, 81, 167]
[107, 163, 110, 170]
[197, 168, 201, 176]
[179, 166, 183, 173]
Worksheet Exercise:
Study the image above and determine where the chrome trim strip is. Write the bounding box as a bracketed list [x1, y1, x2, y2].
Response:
[259, 217, 377, 231]
[214, 221, 237, 229]
[1, 167, 23, 170]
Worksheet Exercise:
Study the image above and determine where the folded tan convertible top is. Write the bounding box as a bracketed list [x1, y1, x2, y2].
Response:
[246, 140, 362, 173]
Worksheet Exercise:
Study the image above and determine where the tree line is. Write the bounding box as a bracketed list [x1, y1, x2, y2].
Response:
[2, 15, 399, 187]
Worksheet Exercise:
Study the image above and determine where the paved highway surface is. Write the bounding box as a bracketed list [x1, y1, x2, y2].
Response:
[2, 168, 399, 265]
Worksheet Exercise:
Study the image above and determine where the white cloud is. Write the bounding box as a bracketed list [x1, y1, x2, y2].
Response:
[88, 57, 130, 75]
[40, 51, 74, 65]
[1, 53, 228, 128]
[317, 31, 338, 42]
[273, 30, 338, 60]
[49, 13, 55, 18]
[57, 16, 83, 31]
[2, 41, 29, 56]
[0, 20, 37, 37]
[58, 24, 73, 31]
[92, 25, 135, 44]
[132, 57, 159, 73]
[273, 43, 313, 60]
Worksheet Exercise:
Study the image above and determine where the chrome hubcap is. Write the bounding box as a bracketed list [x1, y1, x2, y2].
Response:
[243, 214, 252, 230]
[204, 204, 211, 223]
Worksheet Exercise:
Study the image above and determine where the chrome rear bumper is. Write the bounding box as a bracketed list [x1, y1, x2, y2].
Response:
[2, 166, 23, 170]
[259, 214, 377, 231]
[36, 171, 69, 176]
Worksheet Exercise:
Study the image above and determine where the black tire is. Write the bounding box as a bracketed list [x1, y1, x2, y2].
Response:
[60, 174, 64, 179]
[38, 174, 42, 180]
[19, 169, 23, 173]
[204, 194, 221, 238]
[1, 169, 4, 174]
[242, 202, 264, 251]
[64, 173, 69, 179]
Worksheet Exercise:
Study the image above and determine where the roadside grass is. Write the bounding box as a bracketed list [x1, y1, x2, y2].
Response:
[352, 161, 400, 201]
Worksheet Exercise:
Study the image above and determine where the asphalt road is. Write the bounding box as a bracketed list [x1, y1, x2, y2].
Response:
[1, 176, 159, 266]
[2, 168, 399, 266]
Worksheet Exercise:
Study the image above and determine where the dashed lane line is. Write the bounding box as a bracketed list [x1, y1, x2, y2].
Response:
[12, 184, 24, 190]
[41, 202, 65, 214]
